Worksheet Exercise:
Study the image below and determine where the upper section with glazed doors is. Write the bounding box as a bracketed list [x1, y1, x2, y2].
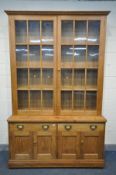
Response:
[8, 14, 107, 115]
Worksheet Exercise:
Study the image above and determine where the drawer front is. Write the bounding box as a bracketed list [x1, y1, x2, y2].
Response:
[58, 123, 77, 132]
[58, 123, 104, 132]
[76, 123, 104, 132]
[10, 123, 104, 132]
[10, 123, 56, 132]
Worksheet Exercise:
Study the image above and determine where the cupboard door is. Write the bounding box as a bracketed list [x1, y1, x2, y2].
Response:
[10, 129, 33, 160]
[81, 131, 104, 159]
[34, 124, 56, 160]
[58, 124, 80, 159]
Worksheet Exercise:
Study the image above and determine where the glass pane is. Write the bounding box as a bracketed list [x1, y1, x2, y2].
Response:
[42, 46, 54, 66]
[42, 91, 53, 109]
[15, 21, 27, 43]
[61, 21, 73, 43]
[30, 69, 41, 88]
[75, 21, 87, 43]
[74, 69, 85, 88]
[74, 46, 86, 67]
[61, 91, 72, 109]
[74, 91, 84, 109]
[61, 69, 72, 87]
[28, 21, 40, 43]
[87, 46, 99, 67]
[29, 46, 40, 67]
[17, 69, 28, 89]
[86, 91, 97, 110]
[61, 45, 73, 67]
[42, 69, 53, 86]
[87, 69, 98, 88]
[18, 90, 28, 109]
[16, 45, 28, 67]
[42, 21, 53, 43]
[30, 91, 41, 109]
[88, 21, 100, 44]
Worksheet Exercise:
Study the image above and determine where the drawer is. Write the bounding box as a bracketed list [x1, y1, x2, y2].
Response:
[10, 123, 32, 132]
[10, 123, 56, 132]
[58, 123, 104, 132]
[58, 124, 77, 132]
[37, 123, 56, 132]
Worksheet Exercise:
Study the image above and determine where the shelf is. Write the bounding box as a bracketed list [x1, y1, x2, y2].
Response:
[73, 87, 85, 91]
[17, 87, 28, 90]
[86, 88, 97, 91]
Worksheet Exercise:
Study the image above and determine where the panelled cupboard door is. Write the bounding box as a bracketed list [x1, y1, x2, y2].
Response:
[33, 124, 56, 160]
[58, 124, 80, 159]
[10, 131, 33, 160]
[81, 131, 104, 159]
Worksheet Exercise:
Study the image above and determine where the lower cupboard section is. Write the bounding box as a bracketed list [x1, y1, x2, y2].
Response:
[8, 123, 105, 168]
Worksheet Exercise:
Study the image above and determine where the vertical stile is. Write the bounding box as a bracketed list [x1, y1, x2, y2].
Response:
[57, 17, 61, 115]
[55, 16, 59, 115]
[72, 19, 75, 110]
[27, 20, 30, 110]
[40, 20, 42, 111]
[84, 20, 88, 112]
[13, 17, 18, 113]
[53, 18, 57, 114]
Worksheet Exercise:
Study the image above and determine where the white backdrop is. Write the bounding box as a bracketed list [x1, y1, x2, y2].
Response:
[0, 0, 116, 145]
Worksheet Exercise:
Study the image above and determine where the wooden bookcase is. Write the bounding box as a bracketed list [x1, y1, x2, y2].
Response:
[6, 11, 110, 168]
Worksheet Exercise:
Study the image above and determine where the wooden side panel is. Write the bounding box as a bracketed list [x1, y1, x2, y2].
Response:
[81, 131, 104, 159]
[10, 131, 33, 160]
[58, 124, 80, 159]
[34, 124, 56, 160]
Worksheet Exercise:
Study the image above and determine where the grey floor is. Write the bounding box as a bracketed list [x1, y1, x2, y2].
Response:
[0, 151, 116, 175]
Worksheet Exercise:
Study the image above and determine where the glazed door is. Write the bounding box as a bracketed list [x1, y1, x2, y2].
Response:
[34, 123, 56, 160]
[81, 131, 104, 159]
[58, 124, 80, 159]
[13, 16, 57, 115]
[57, 16, 102, 116]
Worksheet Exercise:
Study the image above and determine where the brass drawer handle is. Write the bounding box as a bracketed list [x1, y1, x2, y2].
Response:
[64, 125, 72, 131]
[17, 124, 24, 130]
[42, 125, 49, 130]
[90, 125, 97, 131]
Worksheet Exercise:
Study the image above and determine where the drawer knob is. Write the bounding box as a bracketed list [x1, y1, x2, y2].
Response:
[42, 125, 49, 130]
[90, 125, 97, 131]
[65, 125, 72, 131]
[17, 125, 24, 130]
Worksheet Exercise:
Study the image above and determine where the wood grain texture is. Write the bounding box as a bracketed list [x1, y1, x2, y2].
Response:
[8, 122, 105, 167]
[5, 11, 110, 16]
[8, 115, 107, 123]
[8, 159, 104, 168]
[6, 11, 109, 168]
